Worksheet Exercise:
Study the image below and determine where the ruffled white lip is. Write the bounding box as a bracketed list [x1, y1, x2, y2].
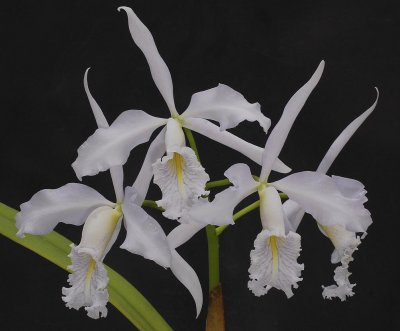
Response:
[62, 244, 109, 319]
[248, 229, 303, 298]
[321, 227, 364, 301]
[153, 146, 209, 220]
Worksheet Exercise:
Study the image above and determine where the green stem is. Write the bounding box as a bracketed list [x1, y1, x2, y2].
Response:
[142, 199, 164, 211]
[183, 128, 221, 294]
[205, 179, 231, 190]
[216, 200, 260, 236]
[206, 225, 220, 292]
[183, 127, 200, 162]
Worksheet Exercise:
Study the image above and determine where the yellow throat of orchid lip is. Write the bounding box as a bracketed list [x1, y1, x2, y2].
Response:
[84, 206, 122, 304]
[269, 236, 279, 278]
[170, 152, 185, 194]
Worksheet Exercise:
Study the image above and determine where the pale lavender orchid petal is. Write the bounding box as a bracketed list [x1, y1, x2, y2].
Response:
[282, 200, 305, 233]
[16, 183, 114, 237]
[118, 6, 177, 115]
[72, 110, 167, 180]
[260, 61, 325, 180]
[182, 84, 271, 132]
[120, 186, 172, 268]
[272, 171, 372, 233]
[181, 163, 258, 226]
[170, 250, 203, 317]
[317, 88, 379, 173]
[167, 223, 205, 249]
[84, 68, 124, 202]
[183, 117, 291, 173]
[132, 127, 166, 205]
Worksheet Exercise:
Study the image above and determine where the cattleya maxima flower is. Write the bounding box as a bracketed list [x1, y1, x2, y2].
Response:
[72, 6, 290, 221]
[15, 69, 203, 318]
[283, 88, 378, 300]
[182, 60, 373, 298]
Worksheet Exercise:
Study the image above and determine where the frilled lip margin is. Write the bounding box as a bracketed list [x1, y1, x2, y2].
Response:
[0, 202, 173, 331]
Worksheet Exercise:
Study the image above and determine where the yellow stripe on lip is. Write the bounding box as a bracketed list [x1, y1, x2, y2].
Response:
[84, 258, 97, 304]
[170, 152, 185, 195]
[269, 236, 279, 278]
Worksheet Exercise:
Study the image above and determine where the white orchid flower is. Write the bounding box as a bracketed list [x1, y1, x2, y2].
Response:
[182, 61, 373, 298]
[15, 70, 204, 318]
[72, 6, 290, 220]
[282, 89, 378, 301]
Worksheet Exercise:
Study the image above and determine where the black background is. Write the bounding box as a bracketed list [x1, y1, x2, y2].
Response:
[1, 1, 399, 330]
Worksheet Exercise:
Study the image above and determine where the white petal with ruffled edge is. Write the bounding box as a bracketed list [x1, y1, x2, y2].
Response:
[260, 61, 325, 180]
[153, 146, 209, 220]
[121, 186, 172, 268]
[183, 117, 291, 173]
[321, 232, 362, 301]
[118, 7, 177, 115]
[181, 163, 258, 226]
[272, 171, 372, 233]
[248, 229, 303, 298]
[182, 84, 270, 132]
[16, 183, 114, 237]
[62, 244, 109, 319]
[72, 110, 167, 180]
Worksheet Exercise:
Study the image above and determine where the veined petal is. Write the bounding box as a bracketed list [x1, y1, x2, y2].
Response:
[181, 84, 270, 132]
[84, 68, 124, 202]
[153, 147, 209, 220]
[248, 229, 303, 298]
[180, 163, 258, 226]
[167, 222, 205, 249]
[120, 186, 172, 268]
[16, 183, 113, 237]
[72, 110, 167, 180]
[183, 117, 290, 173]
[321, 233, 362, 301]
[260, 61, 325, 180]
[62, 244, 109, 319]
[132, 127, 166, 204]
[282, 199, 305, 233]
[317, 88, 379, 174]
[118, 6, 177, 115]
[170, 250, 203, 317]
[272, 171, 372, 233]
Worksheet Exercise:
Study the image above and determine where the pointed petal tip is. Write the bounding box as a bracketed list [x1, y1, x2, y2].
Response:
[315, 60, 325, 78]
[71, 162, 83, 181]
[117, 6, 129, 13]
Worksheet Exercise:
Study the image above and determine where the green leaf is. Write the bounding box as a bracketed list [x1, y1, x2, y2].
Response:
[0, 202, 172, 331]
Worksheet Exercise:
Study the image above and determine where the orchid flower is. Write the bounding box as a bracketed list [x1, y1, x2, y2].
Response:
[282, 89, 378, 300]
[15, 69, 204, 318]
[182, 60, 373, 298]
[72, 6, 290, 220]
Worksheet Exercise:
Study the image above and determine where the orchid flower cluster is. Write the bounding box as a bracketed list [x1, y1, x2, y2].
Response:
[15, 6, 377, 321]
